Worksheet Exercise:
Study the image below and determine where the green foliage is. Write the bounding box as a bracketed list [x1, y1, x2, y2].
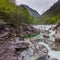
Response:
[0, 0, 36, 27]
[38, 13, 60, 24]
[0, 0, 16, 15]
[50, 17, 58, 24]
[0, 0, 16, 22]
[38, 1, 60, 24]
[43, 17, 58, 24]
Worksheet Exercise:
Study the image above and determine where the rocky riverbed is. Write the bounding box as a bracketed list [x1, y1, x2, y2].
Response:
[0, 24, 60, 60]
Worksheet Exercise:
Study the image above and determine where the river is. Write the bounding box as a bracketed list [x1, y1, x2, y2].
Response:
[33, 25, 60, 60]
[33, 25, 56, 30]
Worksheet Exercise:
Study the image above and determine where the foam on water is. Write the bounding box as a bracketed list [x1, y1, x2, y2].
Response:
[38, 42, 60, 60]
[33, 25, 60, 60]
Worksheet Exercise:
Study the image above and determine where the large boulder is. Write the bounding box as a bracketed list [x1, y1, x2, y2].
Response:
[15, 41, 30, 52]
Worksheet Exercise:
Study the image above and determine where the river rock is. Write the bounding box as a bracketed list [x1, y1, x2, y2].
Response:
[19, 33, 25, 38]
[14, 41, 30, 52]
[0, 23, 40, 60]
[43, 34, 49, 38]
[51, 58, 58, 60]
[0, 31, 9, 38]
[56, 27, 60, 32]
[18, 24, 39, 38]
[34, 43, 49, 60]
[54, 33, 60, 43]
[39, 44, 48, 54]
[36, 55, 49, 60]
[44, 38, 54, 47]
[51, 42, 60, 51]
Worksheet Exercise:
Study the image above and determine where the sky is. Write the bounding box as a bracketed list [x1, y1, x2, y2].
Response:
[15, 0, 58, 15]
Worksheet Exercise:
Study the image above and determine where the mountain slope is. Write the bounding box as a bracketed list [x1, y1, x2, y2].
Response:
[21, 4, 40, 19]
[39, 0, 60, 24]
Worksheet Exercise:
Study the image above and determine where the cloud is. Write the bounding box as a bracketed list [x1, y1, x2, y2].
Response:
[15, 0, 58, 14]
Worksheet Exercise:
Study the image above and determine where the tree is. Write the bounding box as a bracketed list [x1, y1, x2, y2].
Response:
[0, 0, 35, 28]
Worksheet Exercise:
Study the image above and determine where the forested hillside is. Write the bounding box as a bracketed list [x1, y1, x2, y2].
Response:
[0, 0, 37, 27]
[38, 0, 60, 24]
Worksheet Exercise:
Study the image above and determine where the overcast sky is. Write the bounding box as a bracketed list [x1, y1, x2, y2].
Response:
[15, 0, 58, 15]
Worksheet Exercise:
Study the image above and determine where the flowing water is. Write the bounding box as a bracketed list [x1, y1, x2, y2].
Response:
[33, 26, 60, 60]
[33, 25, 56, 30]
[16, 25, 60, 60]
[31, 40, 60, 60]
[38, 42, 60, 60]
